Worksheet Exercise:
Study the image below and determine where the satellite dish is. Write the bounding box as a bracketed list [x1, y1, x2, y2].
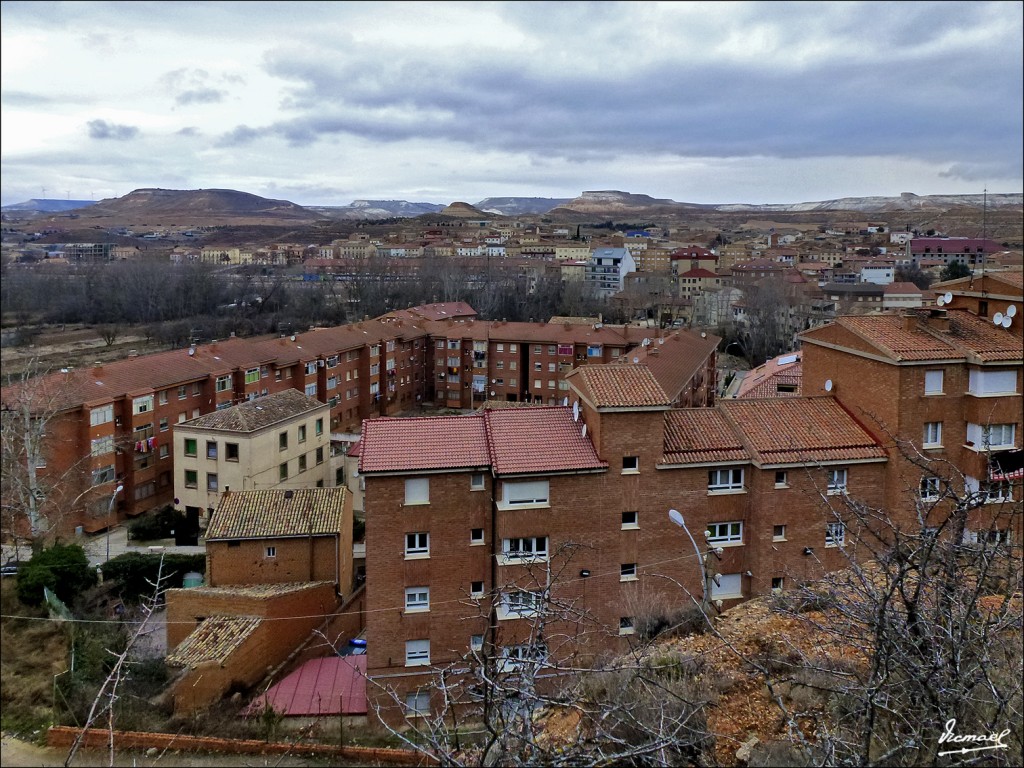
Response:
[632, 356, 639, 363]
[187, 347, 195, 356]
[290, 335, 296, 342]
[936, 296, 945, 307]
[993, 312, 1003, 325]
[572, 401, 580, 422]
[824, 379, 834, 392]
[562, 396, 569, 406]
[944, 292, 953, 303]
[1007, 305, 1018, 318]
[1001, 316, 1012, 329]
[581, 424, 587, 438]
[642, 338, 650, 347]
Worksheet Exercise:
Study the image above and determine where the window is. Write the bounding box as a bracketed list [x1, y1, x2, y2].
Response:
[509, 344, 517, 353]
[984, 480, 1013, 503]
[327, 355, 338, 368]
[279, 432, 288, 451]
[619, 617, 635, 635]
[90, 435, 114, 457]
[406, 691, 430, 716]
[502, 536, 548, 563]
[298, 425, 307, 443]
[90, 404, 114, 426]
[159, 444, 169, 459]
[501, 480, 549, 508]
[773, 524, 787, 541]
[920, 476, 941, 501]
[244, 368, 259, 385]
[470, 581, 484, 598]
[193, 382, 201, 395]
[226, 442, 239, 462]
[298, 454, 307, 472]
[924, 369, 944, 395]
[178, 413, 187, 423]
[771, 577, 785, 592]
[968, 368, 1017, 396]
[711, 573, 743, 599]
[206, 473, 218, 492]
[206, 441, 217, 459]
[265, 545, 276, 558]
[622, 456, 639, 474]
[215, 375, 231, 393]
[827, 468, 848, 495]
[985, 424, 1016, 449]
[405, 532, 429, 558]
[305, 361, 317, 376]
[184, 469, 198, 488]
[184, 438, 197, 457]
[499, 590, 543, 619]
[315, 417, 324, 436]
[405, 587, 430, 612]
[620, 563, 638, 581]
[470, 473, 485, 490]
[405, 478, 429, 505]
[923, 422, 942, 448]
[159, 417, 169, 432]
[279, 462, 289, 481]
[470, 635, 484, 652]
[133, 395, 154, 415]
[533, 345, 541, 355]
[405, 640, 430, 666]
[315, 446, 324, 465]
[826, 522, 846, 547]
[706, 521, 743, 545]
[158, 390, 168, 405]
[621, 511, 639, 529]
[470, 528, 484, 545]
[774, 470, 788, 488]
[587, 345, 602, 358]
[708, 468, 744, 492]
[499, 643, 546, 672]
[304, 383, 317, 397]
[178, 385, 187, 400]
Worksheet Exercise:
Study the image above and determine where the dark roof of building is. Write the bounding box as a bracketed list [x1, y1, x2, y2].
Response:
[206, 488, 347, 540]
[183, 389, 325, 433]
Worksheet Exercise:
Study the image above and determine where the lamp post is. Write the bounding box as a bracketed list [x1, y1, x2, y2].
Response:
[105, 484, 124, 563]
[668, 509, 723, 616]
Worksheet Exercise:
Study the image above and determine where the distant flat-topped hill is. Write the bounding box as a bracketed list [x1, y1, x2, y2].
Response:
[41, 188, 326, 226]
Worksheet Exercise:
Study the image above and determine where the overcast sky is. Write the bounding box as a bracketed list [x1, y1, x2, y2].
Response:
[2, 1, 1022, 208]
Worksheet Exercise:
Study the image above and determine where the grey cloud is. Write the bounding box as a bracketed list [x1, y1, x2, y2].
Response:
[176, 88, 226, 105]
[214, 125, 267, 147]
[177, 127, 201, 136]
[87, 120, 140, 141]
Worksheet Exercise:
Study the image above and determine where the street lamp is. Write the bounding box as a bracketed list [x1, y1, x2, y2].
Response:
[105, 484, 124, 563]
[668, 509, 724, 616]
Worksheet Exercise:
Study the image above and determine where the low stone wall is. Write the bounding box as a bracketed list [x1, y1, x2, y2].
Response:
[47, 725, 434, 765]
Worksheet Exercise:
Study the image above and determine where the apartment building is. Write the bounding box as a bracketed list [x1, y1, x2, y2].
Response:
[2, 304, 716, 537]
[173, 389, 331, 527]
[358, 367, 889, 722]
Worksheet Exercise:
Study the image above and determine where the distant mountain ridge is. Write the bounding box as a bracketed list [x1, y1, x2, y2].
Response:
[309, 200, 445, 219]
[2, 198, 97, 213]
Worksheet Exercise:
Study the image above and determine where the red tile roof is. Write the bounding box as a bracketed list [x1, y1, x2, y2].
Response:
[630, 330, 720, 402]
[720, 397, 886, 465]
[166, 616, 261, 668]
[568, 365, 671, 408]
[359, 406, 606, 476]
[662, 409, 749, 465]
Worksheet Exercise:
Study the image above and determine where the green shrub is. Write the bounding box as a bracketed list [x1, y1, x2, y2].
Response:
[127, 505, 184, 541]
[16, 543, 97, 607]
[101, 552, 206, 603]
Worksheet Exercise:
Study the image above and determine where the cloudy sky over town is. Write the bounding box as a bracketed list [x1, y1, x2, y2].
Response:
[1, 0, 1021, 208]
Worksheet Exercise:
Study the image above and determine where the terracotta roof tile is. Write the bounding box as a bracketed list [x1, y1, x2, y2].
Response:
[184, 389, 325, 432]
[720, 397, 886, 465]
[569, 365, 671, 408]
[206, 488, 346, 540]
[662, 409, 749, 465]
[166, 616, 261, 668]
[359, 414, 490, 473]
[630, 330, 720, 402]
[484, 406, 606, 474]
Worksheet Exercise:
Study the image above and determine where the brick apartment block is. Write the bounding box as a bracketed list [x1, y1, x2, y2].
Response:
[2, 302, 715, 536]
[357, 274, 1022, 722]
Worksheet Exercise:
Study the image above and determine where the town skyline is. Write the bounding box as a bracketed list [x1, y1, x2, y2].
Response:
[2, 1, 1022, 209]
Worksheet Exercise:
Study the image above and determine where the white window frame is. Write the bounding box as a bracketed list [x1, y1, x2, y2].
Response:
[711, 573, 743, 600]
[405, 478, 429, 505]
[827, 468, 848, 495]
[968, 368, 1017, 396]
[920, 476, 941, 501]
[405, 587, 430, 613]
[619, 617, 636, 636]
[470, 580, 484, 598]
[706, 521, 743, 545]
[90, 435, 114, 457]
[215, 374, 232, 393]
[501, 536, 548, 564]
[499, 643, 547, 672]
[470, 473, 485, 491]
[90, 404, 114, 426]
[774, 470, 789, 488]
[620, 562, 638, 581]
[500, 480, 549, 509]
[985, 424, 1016, 450]
[470, 634, 484, 652]
[498, 590, 543, 619]
[923, 422, 942, 448]
[622, 456, 639, 474]
[265, 545, 276, 558]
[405, 639, 430, 667]
[984, 479, 1013, 503]
[244, 368, 259, 385]
[772, 524, 786, 541]
[924, 369, 944, 395]
[825, 522, 846, 548]
[132, 394, 154, 415]
[405, 532, 429, 558]
[708, 467, 744, 493]
[470, 528, 485, 545]
[621, 511, 639, 530]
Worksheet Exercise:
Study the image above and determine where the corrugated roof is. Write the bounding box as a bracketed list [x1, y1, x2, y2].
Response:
[166, 616, 261, 668]
[206, 488, 346, 540]
[721, 397, 886, 465]
[184, 389, 325, 433]
[568, 365, 671, 408]
[662, 409, 749, 465]
[245, 656, 367, 716]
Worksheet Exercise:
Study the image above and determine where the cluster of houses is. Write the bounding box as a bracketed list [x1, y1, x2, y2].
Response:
[2, 266, 1020, 725]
